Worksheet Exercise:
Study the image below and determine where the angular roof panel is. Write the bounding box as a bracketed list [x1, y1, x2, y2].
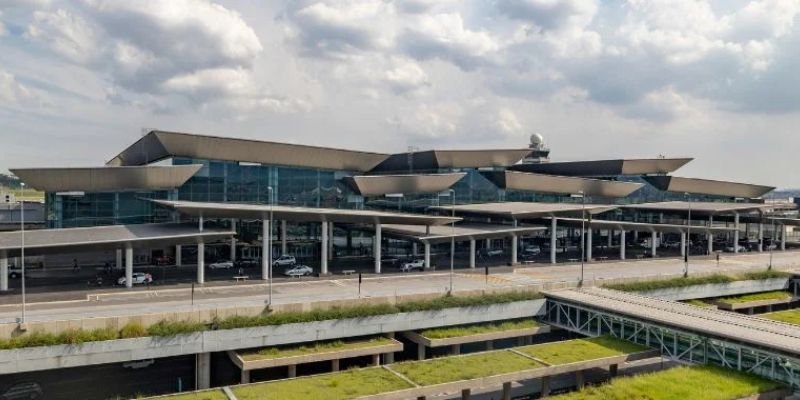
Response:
[343, 173, 466, 196]
[432, 202, 618, 219]
[10, 165, 202, 192]
[643, 176, 775, 199]
[509, 158, 693, 177]
[368, 149, 533, 173]
[481, 171, 643, 198]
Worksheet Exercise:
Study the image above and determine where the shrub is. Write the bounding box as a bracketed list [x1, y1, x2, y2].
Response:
[120, 322, 147, 339]
[146, 320, 207, 337]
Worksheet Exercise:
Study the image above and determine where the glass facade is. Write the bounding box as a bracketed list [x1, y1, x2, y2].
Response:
[46, 190, 172, 228]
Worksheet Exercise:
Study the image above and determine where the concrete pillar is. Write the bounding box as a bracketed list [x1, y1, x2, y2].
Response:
[620, 230, 626, 260]
[541, 376, 551, 397]
[197, 241, 205, 284]
[328, 222, 334, 260]
[374, 223, 382, 274]
[451, 344, 460, 355]
[384, 333, 395, 364]
[412, 242, 418, 257]
[485, 238, 491, 250]
[502, 382, 512, 400]
[550, 218, 557, 264]
[708, 215, 714, 254]
[424, 242, 431, 269]
[650, 231, 657, 258]
[331, 359, 340, 372]
[576, 370, 585, 389]
[586, 229, 593, 261]
[634, 230, 639, 242]
[175, 245, 182, 266]
[372, 354, 380, 366]
[680, 232, 686, 257]
[0, 251, 7, 291]
[116, 249, 123, 270]
[417, 342, 426, 360]
[262, 219, 270, 280]
[782, 224, 787, 251]
[658, 213, 664, 243]
[321, 221, 329, 275]
[461, 389, 471, 400]
[511, 234, 518, 265]
[734, 213, 740, 253]
[607, 230, 613, 247]
[288, 364, 296, 378]
[196, 352, 211, 390]
[758, 223, 764, 252]
[281, 220, 287, 255]
[469, 239, 476, 269]
[230, 219, 237, 262]
[125, 244, 133, 289]
[241, 369, 250, 384]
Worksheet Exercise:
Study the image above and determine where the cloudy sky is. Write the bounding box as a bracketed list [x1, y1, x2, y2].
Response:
[1, 0, 798, 187]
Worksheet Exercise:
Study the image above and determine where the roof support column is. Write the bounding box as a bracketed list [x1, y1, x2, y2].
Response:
[262, 219, 270, 280]
[658, 213, 664, 243]
[0, 250, 8, 292]
[607, 229, 613, 247]
[175, 245, 182, 267]
[781, 224, 787, 251]
[511, 234, 518, 265]
[197, 241, 205, 284]
[734, 213, 740, 253]
[550, 218, 557, 265]
[586, 229, 593, 262]
[469, 239, 476, 269]
[680, 232, 686, 258]
[328, 222, 334, 261]
[321, 221, 329, 275]
[125, 243, 133, 289]
[758, 222, 764, 252]
[412, 242, 418, 257]
[650, 231, 657, 258]
[374, 223, 382, 274]
[229, 219, 237, 262]
[424, 242, 431, 269]
[707, 215, 714, 255]
[620, 230, 626, 260]
[116, 249, 123, 271]
[281, 220, 287, 256]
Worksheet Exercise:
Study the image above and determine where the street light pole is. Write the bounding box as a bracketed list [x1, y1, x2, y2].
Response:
[19, 182, 26, 325]
[579, 190, 585, 287]
[448, 189, 455, 295]
[268, 186, 274, 307]
[684, 192, 691, 278]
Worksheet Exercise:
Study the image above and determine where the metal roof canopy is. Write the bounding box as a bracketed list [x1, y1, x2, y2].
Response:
[381, 223, 547, 244]
[642, 176, 775, 199]
[0, 223, 233, 257]
[432, 202, 618, 219]
[622, 201, 778, 216]
[10, 165, 202, 193]
[152, 200, 460, 226]
[509, 158, 693, 177]
[480, 171, 643, 198]
[551, 217, 735, 234]
[343, 173, 466, 197]
[368, 149, 533, 173]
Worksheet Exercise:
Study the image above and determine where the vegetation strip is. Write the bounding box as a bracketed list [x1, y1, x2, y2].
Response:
[0, 291, 542, 351]
[514, 336, 648, 366]
[419, 319, 538, 339]
[602, 270, 791, 292]
[551, 365, 785, 400]
[717, 291, 792, 304]
[388, 349, 544, 386]
[239, 337, 395, 361]
[761, 309, 800, 325]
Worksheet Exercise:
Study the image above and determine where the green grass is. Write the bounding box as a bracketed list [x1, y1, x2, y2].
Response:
[517, 336, 647, 365]
[552, 365, 784, 400]
[151, 390, 227, 400]
[240, 337, 395, 361]
[0, 291, 542, 351]
[761, 309, 800, 325]
[603, 270, 792, 292]
[232, 367, 412, 400]
[717, 291, 792, 304]
[391, 350, 543, 386]
[420, 319, 538, 339]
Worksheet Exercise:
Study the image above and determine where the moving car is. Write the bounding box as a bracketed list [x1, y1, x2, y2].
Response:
[485, 249, 504, 257]
[400, 259, 425, 272]
[272, 255, 296, 267]
[1, 382, 43, 400]
[235, 258, 260, 268]
[284, 265, 313, 277]
[209, 260, 234, 269]
[116, 272, 152, 286]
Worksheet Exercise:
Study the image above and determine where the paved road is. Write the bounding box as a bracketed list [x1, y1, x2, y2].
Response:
[0, 251, 797, 325]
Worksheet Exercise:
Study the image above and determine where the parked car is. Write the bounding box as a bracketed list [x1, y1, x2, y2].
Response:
[116, 272, 152, 286]
[7, 267, 22, 279]
[1, 382, 43, 400]
[154, 255, 175, 266]
[400, 259, 425, 272]
[272, 255, 297, 267]
[235, 258, 260, 268]
[284, 265, 313, 277]
[522, 245, 541, 255]
[485, 249, 504, 257]
[209, 260, 234, 269]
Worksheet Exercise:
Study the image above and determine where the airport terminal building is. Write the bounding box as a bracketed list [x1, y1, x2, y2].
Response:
[2, 129, 795, 288]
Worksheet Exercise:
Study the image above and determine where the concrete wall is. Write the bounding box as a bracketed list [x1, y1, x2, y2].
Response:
[634, 278, 790, 301]
[0, 299, 545, 375]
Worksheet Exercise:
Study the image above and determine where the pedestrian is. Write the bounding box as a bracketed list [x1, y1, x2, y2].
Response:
[72, 258, 80, 273]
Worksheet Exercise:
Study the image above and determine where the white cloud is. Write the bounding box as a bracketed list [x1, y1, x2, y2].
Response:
[496, 0, 598, 32]
[0, 69, 41, 106]
[400, 13, 501, 70]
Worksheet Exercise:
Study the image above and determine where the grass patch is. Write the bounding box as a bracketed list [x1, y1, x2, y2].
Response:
[517, 336, 647, 365]
[552, 365, 784, 400]
[717, 291, 792, 304]
[0, 291, 542, 351]
[761, 309, 800, 325]
[391, 350, 543, 386]
[603, 270, 791, 293]
[240, 337, 395, 361]
[232, 367, 411, 400]
[150, 390, 228, 400]
[420, 319, 538, 339]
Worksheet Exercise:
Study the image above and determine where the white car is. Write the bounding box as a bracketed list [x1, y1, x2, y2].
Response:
[522, 245, 541, 255]
[209, 260, 234, 269]
[284, 265, 313, 277]
[7, 267, 22, 279]
[485, 249, 504, 257]
[400, 259, 425, 272]
[272, 255, 297, 267]
[117, 272, 152, 286]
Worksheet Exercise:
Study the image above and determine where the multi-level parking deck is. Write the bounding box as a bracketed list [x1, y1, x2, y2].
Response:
[543, 287, 800, 388]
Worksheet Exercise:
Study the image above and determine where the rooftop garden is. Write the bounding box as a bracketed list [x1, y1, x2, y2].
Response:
[552, 365, 785, 400]
[148, 390, 227, 400]
[239, 337, 395, 361]
[0, 290, 542, 351]
[516, 336, 647, 365]
[717, 291, 792, 304]
[390, 350, 543, 386]
[603, 270, 791, 293]
[420, 319, 538, 339]
[761, 309, 800, 325]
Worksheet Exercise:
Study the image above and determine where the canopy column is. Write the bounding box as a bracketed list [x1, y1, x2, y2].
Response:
[586, 229, 593, 262]
[0, 250, 8, 292]
[620, 230, 626, 260]
[510, 234, 518, 265]
[650, 231, 657, 258]
[328, 222, 334, 260]
[469, 239, 476, 269]
[280, 220, 287, 256]
[230, 219, 237, 262]
[781, 224, 787, 251]
[374, 223, 382, 274]
[125, 243, 134, 288]
[321, 221, 329, 275]
[680, 232, 686, 258]
[116, 249, 123, 271]
[175, 245, 182, 266]
[550, 218, 557, 264]
[707, 215, 714, 254]
[758, 223, 764, 252]
[734, 213, 740, 253]
[262, 219, 271, 280]
[424, 242, 431, 269]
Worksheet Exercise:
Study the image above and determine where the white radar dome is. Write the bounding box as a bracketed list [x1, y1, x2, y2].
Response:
[530, 133, 545, 147]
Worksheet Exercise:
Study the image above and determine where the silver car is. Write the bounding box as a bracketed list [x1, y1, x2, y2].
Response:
[284, 265, 313, 277]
